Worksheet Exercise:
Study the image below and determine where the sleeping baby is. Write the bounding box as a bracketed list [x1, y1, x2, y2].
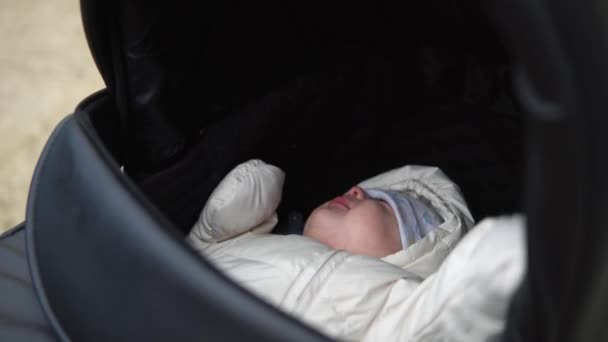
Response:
[188, 160, 525, 341]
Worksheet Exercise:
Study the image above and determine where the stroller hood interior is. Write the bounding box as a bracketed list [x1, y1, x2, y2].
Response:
[11, 0, 608, 340]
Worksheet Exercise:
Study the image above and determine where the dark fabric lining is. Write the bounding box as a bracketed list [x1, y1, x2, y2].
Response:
[113, 0, 509, 172]
[94, 0, 526, 233]
[135, 45, 523, 233]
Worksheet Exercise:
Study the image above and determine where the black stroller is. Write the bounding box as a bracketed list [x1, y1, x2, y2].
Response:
[1, 0, 607, 340]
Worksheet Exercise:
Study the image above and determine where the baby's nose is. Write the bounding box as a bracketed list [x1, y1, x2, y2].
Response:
[346, 186, 367, 200]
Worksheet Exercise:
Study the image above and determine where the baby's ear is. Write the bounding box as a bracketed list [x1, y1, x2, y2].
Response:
[191, 159, 285, 242]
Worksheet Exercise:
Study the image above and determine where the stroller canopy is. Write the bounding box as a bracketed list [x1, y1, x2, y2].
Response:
[5, 0, 608, 341]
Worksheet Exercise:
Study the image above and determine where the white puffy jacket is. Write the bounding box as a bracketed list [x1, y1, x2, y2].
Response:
[188, 160, 525, 341]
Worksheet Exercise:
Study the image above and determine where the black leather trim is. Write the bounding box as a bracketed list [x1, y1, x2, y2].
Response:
[26, 117, 72, 342]
[0, 222, 26, 239]
[0, 224, 57, 341]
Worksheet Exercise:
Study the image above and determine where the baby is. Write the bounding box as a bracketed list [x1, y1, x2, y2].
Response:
[303, 185, 443, 258]
[188, 160, 524, 341]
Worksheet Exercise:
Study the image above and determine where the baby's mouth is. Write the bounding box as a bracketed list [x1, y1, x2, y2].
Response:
[328, 196, 350, 209]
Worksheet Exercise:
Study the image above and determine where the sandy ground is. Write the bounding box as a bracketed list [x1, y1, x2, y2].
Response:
[0, 0, 103, 233]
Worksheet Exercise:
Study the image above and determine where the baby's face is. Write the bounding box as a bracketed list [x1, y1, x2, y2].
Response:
[303, 186, 402, 258]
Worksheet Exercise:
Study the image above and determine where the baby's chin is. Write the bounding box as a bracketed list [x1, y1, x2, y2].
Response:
[302, 216, 315, 238]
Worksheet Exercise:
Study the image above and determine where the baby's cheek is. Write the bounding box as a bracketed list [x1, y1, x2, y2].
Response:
[345, 210, 401, 256]
[348, 205, 391, 232]
[343, 218, 380, 243]
[303, 209, 342, 246]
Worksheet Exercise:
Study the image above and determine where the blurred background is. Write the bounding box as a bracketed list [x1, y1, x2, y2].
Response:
[0, 0, 103, 233]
